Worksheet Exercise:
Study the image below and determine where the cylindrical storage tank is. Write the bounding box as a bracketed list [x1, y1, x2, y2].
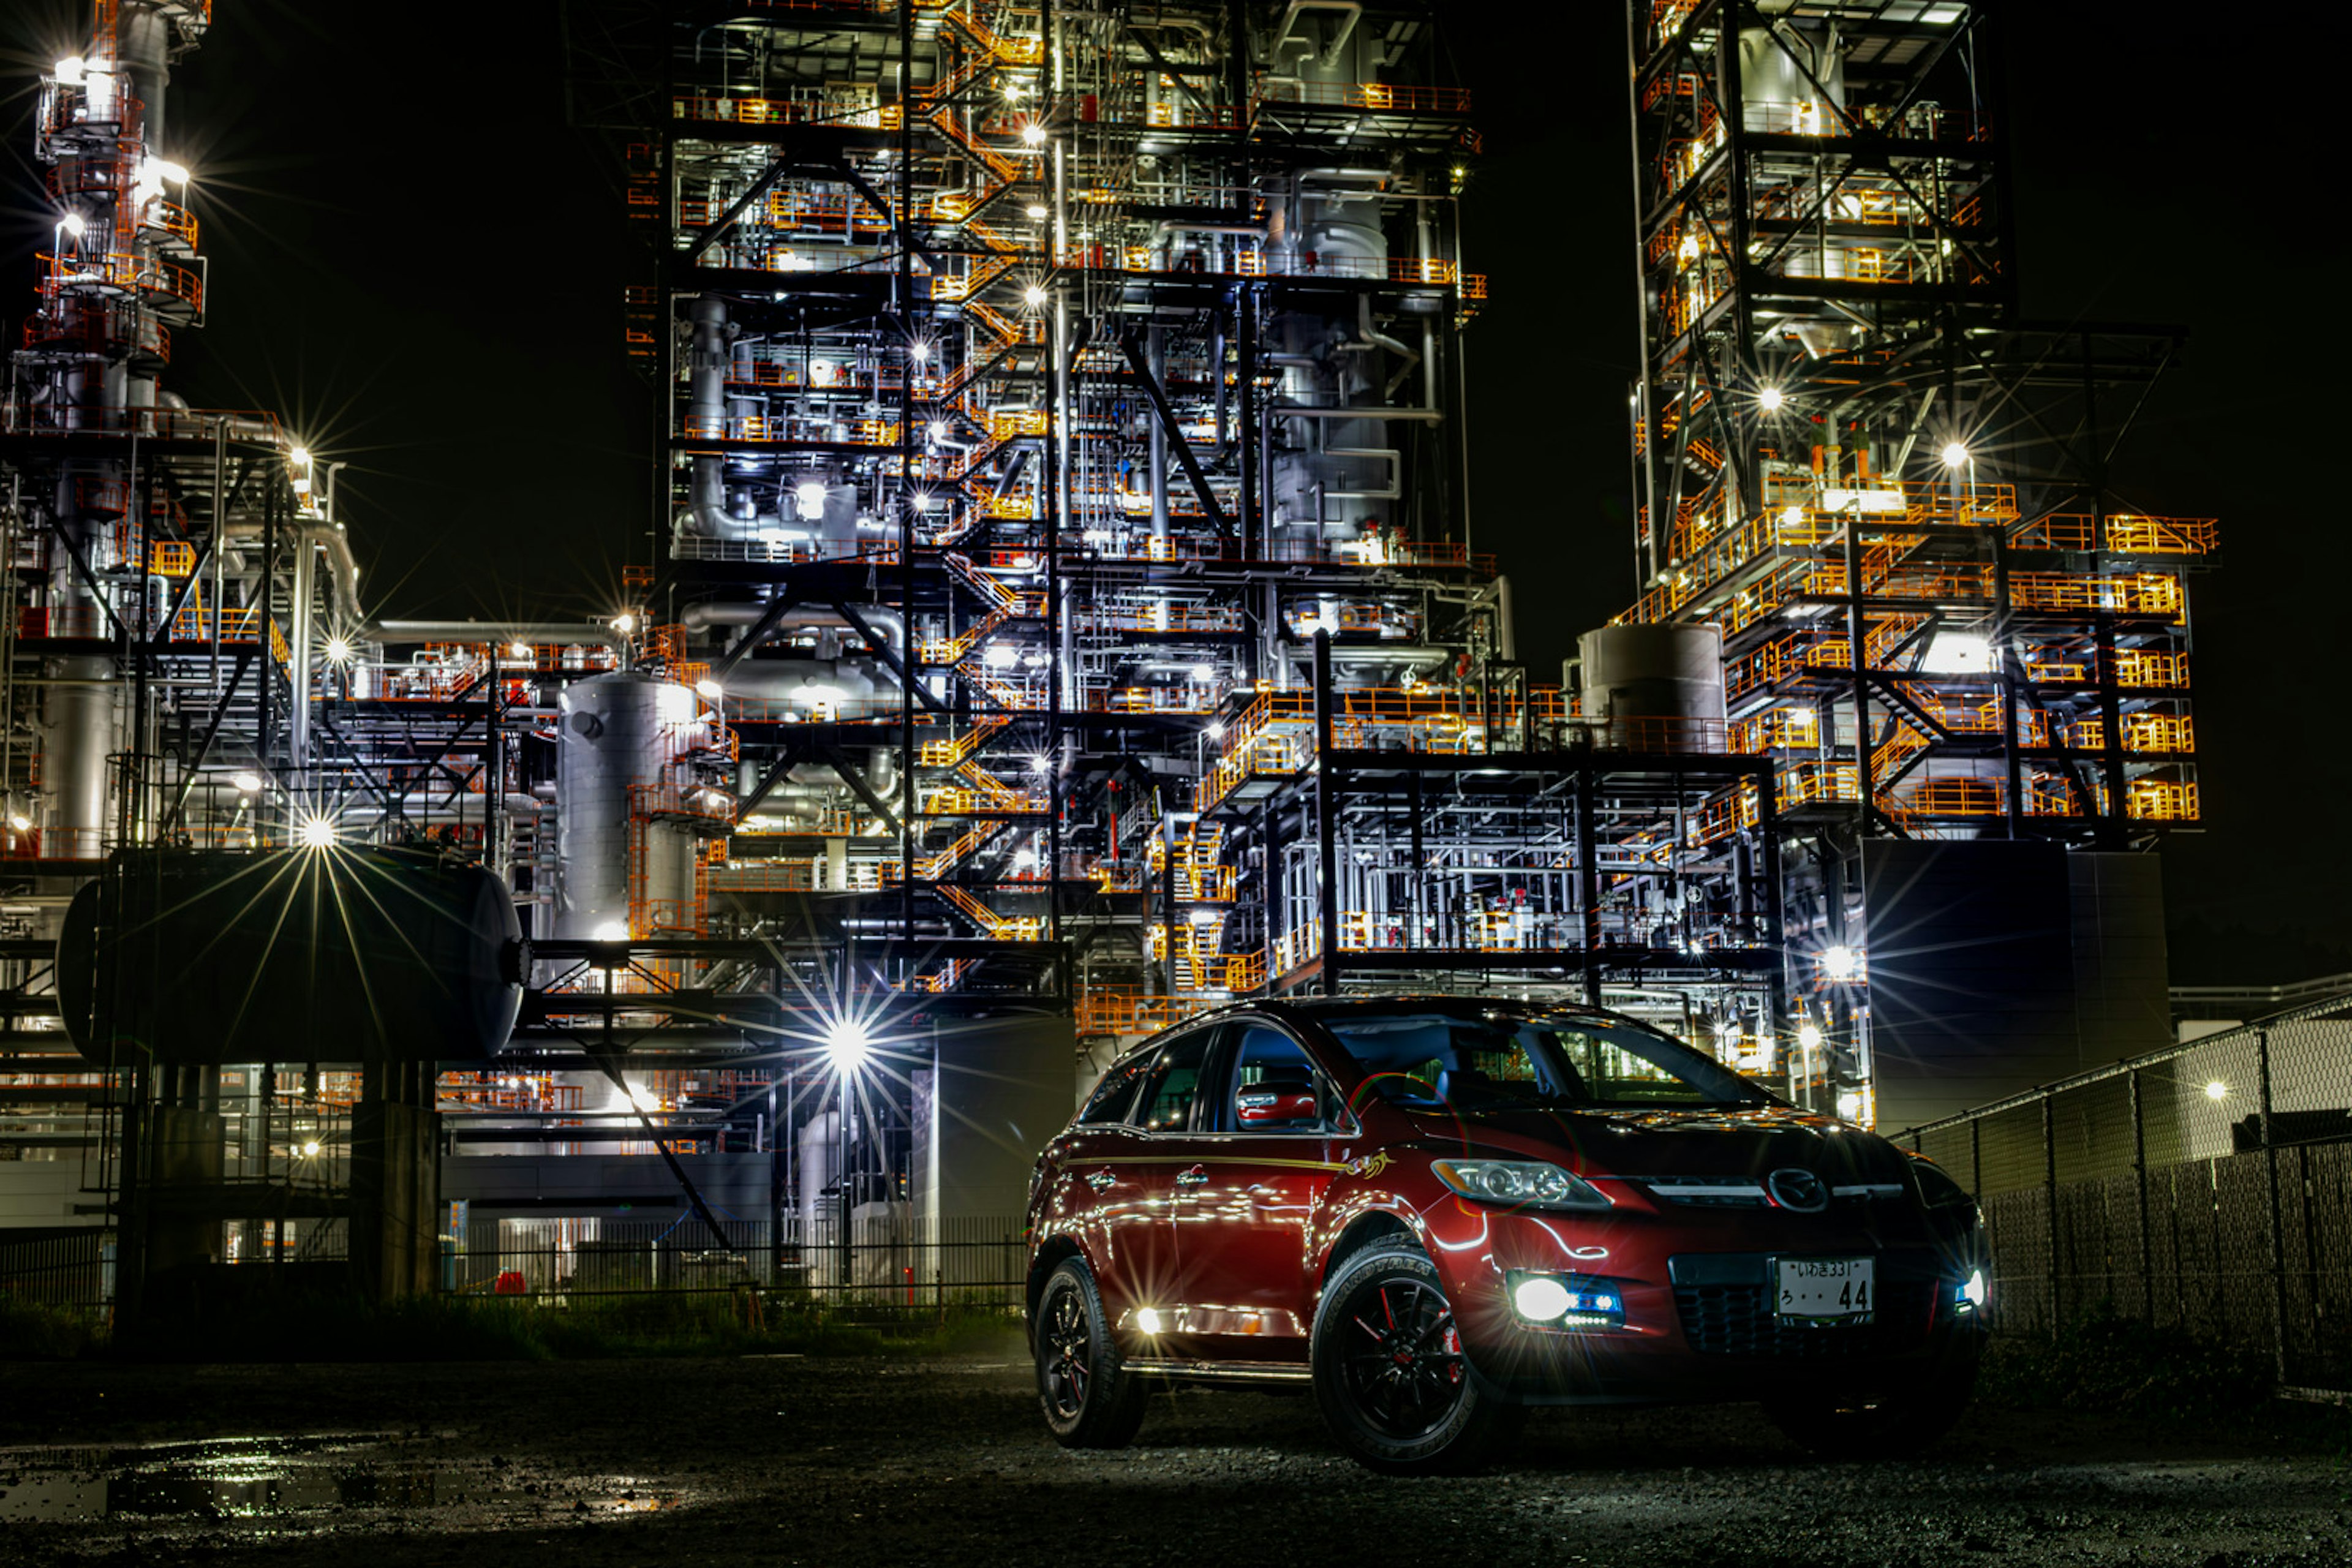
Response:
[56, 846, 522, 1066]
[1730, 24, 1845, 132]
[799, 1107, 840, 1251]
[1578, 624, 1726, 753]
[554, 672, 695, 938]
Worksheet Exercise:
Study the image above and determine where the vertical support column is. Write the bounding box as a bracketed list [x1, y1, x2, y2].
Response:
[1312, 631, 1338, 996]
[2042, 1094, 2060, 1333]
[2257, 1026, 2289, 1383]
[897, 0, 920, 959]
[1236, 285, 1257, 561]
[1575, 767, 1601, 1008]
[1994, 527, 2022, 837]
[2130, 1066, 2152, 1322]
[257, 480, 276, 843]
[1757, 768, 1789, 1061]
[1841, 503, 1872, 825]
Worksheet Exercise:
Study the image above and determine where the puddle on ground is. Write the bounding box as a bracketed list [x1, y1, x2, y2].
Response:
[0, 1435, 684, 1523]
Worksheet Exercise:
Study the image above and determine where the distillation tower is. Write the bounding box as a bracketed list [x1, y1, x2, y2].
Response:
[1617, 0, 2213, 1124]
[559, 0, 1789, 1103]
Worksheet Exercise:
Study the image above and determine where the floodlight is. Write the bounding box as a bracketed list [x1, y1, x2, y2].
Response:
[1021, 122, 1047, 146]
[1820, 944, 1859, 981]
[1758, 386, 1785, 412]
[1940, 441, 1970, 467]
[298, 815, 336, 850]
[827, 1021, 870, 1072]
[55, 56, 86, 86]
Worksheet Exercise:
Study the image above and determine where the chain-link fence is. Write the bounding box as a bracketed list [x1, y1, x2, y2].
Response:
[1898, 992, 2352, 1395]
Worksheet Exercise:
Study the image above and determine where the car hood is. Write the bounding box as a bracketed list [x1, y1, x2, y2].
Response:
[1400, 1104, 1915, 1186]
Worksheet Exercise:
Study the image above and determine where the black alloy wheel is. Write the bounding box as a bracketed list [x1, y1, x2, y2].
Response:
[1033, 1257, 1148, 1449]
[1310, 1240, 1518, 1474]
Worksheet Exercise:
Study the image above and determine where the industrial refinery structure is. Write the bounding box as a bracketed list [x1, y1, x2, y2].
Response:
[1, 0, 2214, 1308]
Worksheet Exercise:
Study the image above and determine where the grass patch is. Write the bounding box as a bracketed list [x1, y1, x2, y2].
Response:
[0, 1294, 109, 1360]
[1980, 1305, 2275, 1423]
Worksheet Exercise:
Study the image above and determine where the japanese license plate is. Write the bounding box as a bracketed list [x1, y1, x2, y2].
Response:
[1775, 1256, 1875, 1322]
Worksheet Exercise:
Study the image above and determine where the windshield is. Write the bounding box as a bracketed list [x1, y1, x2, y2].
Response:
[1319, 1011, 1770, 1110]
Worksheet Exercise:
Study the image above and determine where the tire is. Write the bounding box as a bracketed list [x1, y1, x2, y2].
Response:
[1033, 1257, 1150, 1449]
[1310, 1239, 1517, 1475]
[1763, 1335, 1982, 1460]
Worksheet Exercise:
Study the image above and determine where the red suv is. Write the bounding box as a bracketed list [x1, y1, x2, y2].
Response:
[1025, 997, 1987, 1473]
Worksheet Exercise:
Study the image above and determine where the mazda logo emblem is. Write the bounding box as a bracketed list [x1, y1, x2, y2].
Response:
[1765, 1167, 1830, 1212]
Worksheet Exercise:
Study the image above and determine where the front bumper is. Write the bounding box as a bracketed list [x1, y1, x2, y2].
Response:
[1433, 1204, 1988, 1404]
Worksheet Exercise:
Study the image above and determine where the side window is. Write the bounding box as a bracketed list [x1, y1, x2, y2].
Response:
[1132, 1028, 1215, 1133]
[1226, 1022, 1338, 1133]
[1076, 1050, 1154, 1126]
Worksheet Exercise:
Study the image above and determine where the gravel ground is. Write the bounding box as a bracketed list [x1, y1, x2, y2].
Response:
[2, 1342, 2346, 1568]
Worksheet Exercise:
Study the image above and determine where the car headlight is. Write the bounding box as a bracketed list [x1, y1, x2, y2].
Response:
[1431, 1158, 1613, 1212]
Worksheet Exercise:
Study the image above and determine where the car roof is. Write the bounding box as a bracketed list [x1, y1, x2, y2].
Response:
[1112, 994, 1632, 1060]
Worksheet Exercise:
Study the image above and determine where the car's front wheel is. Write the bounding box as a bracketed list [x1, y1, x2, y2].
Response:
[1310, 1239, 1518, 1474]
[1763, 1336, 1981, 1460]
[1034, 1257, 1150, 1449]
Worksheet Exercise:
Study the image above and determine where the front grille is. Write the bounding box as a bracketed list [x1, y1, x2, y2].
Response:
[1673, 1281, 1936, 1357]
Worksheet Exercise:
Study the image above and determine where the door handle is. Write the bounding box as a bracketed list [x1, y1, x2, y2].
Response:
[1176, 1166, 1210, 1187]
[1084, 1169, 1115, 1192]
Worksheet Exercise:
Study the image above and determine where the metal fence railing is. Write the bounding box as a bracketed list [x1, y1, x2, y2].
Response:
[1896, 991, 2352, 1396]
[444, 1213, 1028, 1310]
[0, 1213, 1030, 1316]
[0, 1229, 111, 1310]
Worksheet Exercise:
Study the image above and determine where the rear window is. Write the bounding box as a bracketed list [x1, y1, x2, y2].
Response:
[1076, 1051, 1154, 1125]
[1321, 1012, 1766, 1110]
[1131, 1028, 1215, 1132]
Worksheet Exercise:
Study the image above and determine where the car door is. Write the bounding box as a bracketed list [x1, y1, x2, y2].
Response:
[1172, 1017, 1352, 1361]
[1074, 1025, 1214, 1351]
[1035, 1043, 1157, 1275]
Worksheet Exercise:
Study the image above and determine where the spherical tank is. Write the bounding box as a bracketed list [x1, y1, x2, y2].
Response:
[55, 846, 523, 1067]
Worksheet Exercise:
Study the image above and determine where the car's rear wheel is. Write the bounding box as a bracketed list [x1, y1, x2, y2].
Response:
[1034, 1257, 1149, 1449]
[1310, 1239, 1517, 1474]
[1763, 1336, 1981, 1460]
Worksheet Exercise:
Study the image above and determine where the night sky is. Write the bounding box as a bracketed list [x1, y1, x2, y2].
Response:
[1, 4, 2332, 980]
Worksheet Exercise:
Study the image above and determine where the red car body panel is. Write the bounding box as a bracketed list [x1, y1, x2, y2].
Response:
[1027, 999, 1987, 1405]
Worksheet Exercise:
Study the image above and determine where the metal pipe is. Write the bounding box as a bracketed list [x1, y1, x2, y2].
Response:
[372, 620, 627, 648]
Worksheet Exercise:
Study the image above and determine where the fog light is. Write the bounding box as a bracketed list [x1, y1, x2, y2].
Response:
[1512, 1276, 1572, 1322]
[1506, 1271, 1626, 1331]
[1134, 1307, 1162, 1335]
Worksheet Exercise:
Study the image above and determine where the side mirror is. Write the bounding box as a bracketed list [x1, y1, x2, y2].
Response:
[1235, 1074, 1319, 1128]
